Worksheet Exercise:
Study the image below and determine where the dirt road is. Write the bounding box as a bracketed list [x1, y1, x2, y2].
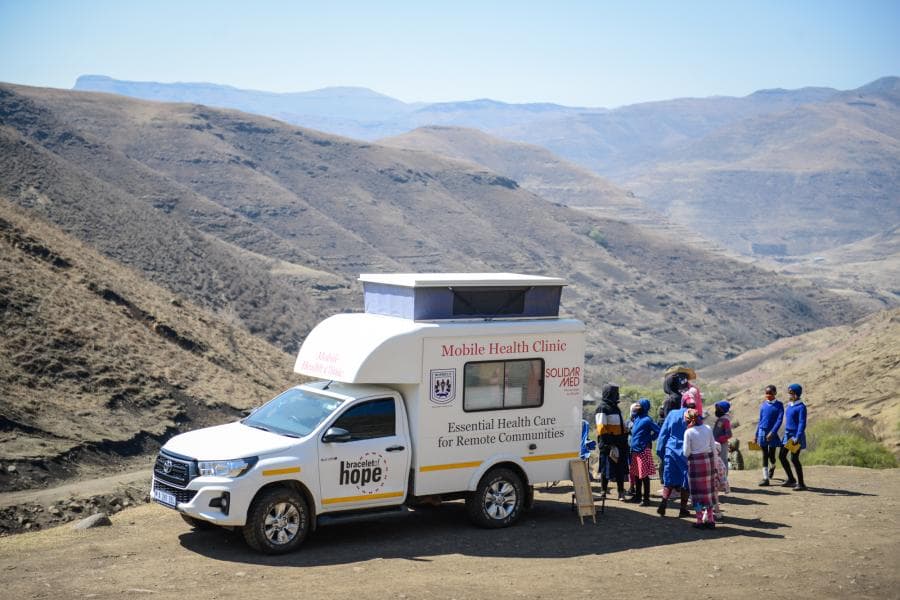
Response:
[0, 466, 897, 600]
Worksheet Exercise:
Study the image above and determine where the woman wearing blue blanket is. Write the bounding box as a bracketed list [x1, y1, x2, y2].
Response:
[756, 384, 784, 486]
[656, 397, 692, 517]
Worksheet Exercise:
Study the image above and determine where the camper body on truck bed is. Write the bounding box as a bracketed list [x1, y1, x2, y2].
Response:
[152, 273, 585, 554]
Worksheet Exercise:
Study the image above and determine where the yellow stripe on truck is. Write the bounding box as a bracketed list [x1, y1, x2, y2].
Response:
[322, 491, 404, 505]
[262, 466, 301, 477]
[419, 460, 483, 472]
[521, 452, 579, 462]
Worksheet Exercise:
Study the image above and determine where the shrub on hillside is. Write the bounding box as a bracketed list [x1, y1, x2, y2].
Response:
[587, 227, 608, 248]
[805, 419, 897, 469]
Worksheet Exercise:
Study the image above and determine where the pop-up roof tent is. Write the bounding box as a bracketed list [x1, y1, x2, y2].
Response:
[294, 273, 572, 383]
[359, 272, 566, 321]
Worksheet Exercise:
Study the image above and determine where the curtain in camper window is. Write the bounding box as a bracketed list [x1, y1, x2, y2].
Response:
[463, 359, 543, 412]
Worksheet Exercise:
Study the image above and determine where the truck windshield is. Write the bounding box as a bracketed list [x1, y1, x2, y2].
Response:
[242, 387, 344, 438]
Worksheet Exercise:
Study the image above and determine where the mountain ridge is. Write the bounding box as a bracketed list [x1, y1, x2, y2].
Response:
[0, 83, 871, 380]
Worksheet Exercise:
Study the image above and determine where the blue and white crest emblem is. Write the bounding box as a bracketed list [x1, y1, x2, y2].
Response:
[430, 369, 456, 405]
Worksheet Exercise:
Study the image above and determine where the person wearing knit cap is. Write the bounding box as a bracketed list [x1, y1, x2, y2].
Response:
[683, 408, 717, 528]
[756, 385, 784, 486]
[779, 384, 808, 491]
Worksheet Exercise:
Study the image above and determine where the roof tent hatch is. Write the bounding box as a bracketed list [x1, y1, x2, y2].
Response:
[359, 273, 566, 321]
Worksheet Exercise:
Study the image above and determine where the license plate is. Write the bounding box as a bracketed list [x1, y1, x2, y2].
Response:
[152, 485, 177, 508]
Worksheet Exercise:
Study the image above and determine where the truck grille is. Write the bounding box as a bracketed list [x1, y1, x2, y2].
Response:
[153, 451, 195, 488]
[153, 480, 198, 504]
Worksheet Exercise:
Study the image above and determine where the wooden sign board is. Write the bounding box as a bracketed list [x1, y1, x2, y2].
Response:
[569, 459, 596, 524]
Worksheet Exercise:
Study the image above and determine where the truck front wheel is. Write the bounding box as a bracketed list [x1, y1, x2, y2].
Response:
[242, 487, 310, 554]
[466, 468, 525, 528]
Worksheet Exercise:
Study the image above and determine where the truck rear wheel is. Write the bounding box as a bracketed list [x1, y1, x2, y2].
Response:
[242, 487, 310, 554]
[466, 468, 525, 528]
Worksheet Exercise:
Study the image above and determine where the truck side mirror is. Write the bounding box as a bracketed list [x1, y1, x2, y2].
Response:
[322, 427, 351, 443]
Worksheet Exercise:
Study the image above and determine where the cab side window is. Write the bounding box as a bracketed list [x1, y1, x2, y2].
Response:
[332, 398, 396, 440]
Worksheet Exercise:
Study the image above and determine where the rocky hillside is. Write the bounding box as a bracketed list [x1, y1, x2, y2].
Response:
[0, 199, 296, 492]
[0, 83, 872, 383]
[75, 75, 900, 262]
[703, 307, 900, 454]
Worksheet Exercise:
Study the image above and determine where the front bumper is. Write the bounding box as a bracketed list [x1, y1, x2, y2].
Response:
[152, 476, 250, 527]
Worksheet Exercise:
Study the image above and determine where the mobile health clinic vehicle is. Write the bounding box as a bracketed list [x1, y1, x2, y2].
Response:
[151, 273, 585, 554]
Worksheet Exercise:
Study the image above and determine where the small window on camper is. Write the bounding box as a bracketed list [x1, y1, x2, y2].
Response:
[463, 359, 544, 412]
[331, 398, 396, 440]
[451, 287, 527, 317]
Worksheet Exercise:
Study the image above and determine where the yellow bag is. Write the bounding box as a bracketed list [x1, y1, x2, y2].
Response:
[748, 440, 761, 451]
[785, 439, 801, 454]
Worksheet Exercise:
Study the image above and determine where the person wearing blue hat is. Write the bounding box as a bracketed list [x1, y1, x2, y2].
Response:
[779, 384, 808, 490]
[756, 384, 784, 486]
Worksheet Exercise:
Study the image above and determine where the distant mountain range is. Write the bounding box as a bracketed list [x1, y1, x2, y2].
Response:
[1, 83, 870, 383]
[74, 75, 900, 258]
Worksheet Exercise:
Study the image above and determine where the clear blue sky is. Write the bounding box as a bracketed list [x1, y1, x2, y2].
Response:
[1, 0, 898, 107]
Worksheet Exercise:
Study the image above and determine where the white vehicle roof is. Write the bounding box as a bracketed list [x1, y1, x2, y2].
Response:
[294, 312, 584, 384]
[359, 273, 566, 288]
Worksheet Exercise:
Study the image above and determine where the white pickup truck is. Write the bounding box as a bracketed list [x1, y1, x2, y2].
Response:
[152, 273, 585, 553]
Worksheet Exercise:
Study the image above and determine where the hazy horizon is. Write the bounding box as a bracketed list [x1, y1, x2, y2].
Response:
[2, 1, 899, 108]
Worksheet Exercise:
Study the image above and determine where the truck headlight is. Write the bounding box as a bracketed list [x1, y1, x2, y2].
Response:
[198, 457, 257, 478]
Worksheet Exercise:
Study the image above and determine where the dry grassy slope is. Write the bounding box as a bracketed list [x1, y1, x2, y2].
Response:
[0, 84, 871, 381]
[0, 199, 296, 490]
[0, 88, 355, 351]
[759, 225, 900, 311]
[379, 125, 637, 210]
[626, 79, 900, 257]
[377, 125, 878, 365]
[703, 307, 900, 453]
[380, 126, 744, 259]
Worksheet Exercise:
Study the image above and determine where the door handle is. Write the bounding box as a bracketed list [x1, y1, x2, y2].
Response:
[386, 445, 405, 452]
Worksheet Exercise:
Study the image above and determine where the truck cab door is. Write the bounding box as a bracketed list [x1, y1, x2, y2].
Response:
[316, 396, 410, 512]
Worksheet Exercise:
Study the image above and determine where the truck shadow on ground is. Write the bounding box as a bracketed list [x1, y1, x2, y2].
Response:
[178, 497, 787, 567]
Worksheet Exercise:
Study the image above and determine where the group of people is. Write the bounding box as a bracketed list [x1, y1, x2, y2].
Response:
[755, 383, 808, 490]
[594, 368, 809, 531]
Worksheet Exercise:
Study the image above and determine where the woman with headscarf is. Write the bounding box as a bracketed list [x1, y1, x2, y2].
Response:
[628, 398, 659, 506]
[595, 383, 629, 500]
[655, 397, 691, 517]
[712, 401, 733, 475]
[779, 383, 807, 491]
[683, 408, 717, 528]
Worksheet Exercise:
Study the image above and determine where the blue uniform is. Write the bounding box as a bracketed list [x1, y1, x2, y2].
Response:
[657, 407, 689, 488]
[630, 415, 659, 453]
[756, 399, 784, 448]
[782, 401, 807, 449]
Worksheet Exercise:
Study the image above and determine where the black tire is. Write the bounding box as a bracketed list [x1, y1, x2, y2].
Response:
[180, 514, 215, 530]
[242, 487, 310, 555]
[466, 468, 525, 528]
